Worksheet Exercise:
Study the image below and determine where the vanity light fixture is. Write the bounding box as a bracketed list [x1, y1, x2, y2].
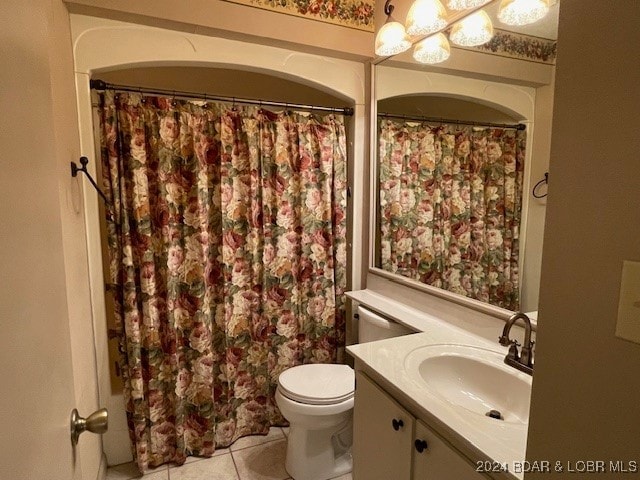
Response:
[412, 33, 451, 63]
[446, 0, 491, 10]
[376, 0, 553, 63]
[405, 0, 448, 36]
[449, 9, 494, 46]
[497, 0, 550, 26]
[375, 0, 412, 56]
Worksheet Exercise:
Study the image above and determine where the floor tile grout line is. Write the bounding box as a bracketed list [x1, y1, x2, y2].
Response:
[230, 448, 242, 480]
[232, 437, 290, 480]
[108, 428, 290, 480]
[229, 434, 284, 453]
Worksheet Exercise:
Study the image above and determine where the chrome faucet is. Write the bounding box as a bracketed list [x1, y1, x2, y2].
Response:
[498, 312, 534, 375]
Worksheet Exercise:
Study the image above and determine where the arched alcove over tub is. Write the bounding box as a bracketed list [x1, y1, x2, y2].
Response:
[70, 14, 366, 466]
[372, 64, 541, 316]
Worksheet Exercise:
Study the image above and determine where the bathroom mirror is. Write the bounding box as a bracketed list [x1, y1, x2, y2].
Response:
[369, 3, 559, 315]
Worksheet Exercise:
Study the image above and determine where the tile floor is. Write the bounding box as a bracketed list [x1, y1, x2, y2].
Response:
[106, 427, 352, 480]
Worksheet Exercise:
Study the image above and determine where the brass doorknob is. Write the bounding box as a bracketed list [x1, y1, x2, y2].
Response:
[70, 408, 108, 446]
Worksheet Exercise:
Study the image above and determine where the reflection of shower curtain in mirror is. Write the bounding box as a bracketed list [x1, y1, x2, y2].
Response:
[98, 91, 347, 471]
[378, 119, 525, 310]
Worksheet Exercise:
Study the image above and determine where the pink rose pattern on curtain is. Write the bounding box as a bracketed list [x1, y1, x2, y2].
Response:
[99, 91, 347, 471]
[378, 119, 524, 310]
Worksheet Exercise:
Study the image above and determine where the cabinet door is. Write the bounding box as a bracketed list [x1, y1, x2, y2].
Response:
[353, 372, 413, 480]
[412, 420, 486, 479]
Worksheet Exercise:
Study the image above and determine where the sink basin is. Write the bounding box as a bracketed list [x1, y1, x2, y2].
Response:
[404, 345, 532, 424]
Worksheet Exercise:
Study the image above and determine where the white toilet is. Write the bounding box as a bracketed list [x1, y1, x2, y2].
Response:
[275, 306, 412, 480]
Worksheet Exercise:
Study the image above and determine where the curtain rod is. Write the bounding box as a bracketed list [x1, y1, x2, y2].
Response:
[378, 112, 526, 131]
[90, 79, 354, 116]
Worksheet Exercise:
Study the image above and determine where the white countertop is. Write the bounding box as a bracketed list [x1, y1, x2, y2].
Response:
[347, 309, 529, 480]
[347, 289, 517, 344]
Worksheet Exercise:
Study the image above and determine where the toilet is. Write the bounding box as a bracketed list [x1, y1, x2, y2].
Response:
[275, 306, 412, 480]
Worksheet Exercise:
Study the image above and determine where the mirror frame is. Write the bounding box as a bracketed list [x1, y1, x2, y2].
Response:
[367, 62, 538, 320]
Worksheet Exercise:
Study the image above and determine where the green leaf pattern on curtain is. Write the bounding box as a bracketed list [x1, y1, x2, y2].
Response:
[99, 91, 347, 471]
[378, 119, 524, 310]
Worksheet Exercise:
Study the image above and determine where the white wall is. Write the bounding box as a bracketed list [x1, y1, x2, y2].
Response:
[520, 79, 553, 312]
[70, 14, 366, 465]
[64, 0, 372, 60]
[526, 1, 640, 474]
[0, 1, 102, 479]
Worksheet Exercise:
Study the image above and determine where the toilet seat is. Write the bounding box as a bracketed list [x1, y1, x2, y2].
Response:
[277, 364, 354, 405]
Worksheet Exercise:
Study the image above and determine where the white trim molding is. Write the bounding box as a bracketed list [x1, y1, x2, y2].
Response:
[371, 65, 537, 319]
[70, 13, 366, 465]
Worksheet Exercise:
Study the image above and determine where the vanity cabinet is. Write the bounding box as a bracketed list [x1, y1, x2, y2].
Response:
[412, 419, 484, 478]
[352, 370, 413, 479]
[353, 372, 487, 480]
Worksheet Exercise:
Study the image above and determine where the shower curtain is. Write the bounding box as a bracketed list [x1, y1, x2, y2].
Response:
[99, 91, 347, 470]
[378, 118, 525, 310]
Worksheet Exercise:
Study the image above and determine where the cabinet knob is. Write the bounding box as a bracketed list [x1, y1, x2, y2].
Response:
[391, 418, 404, 431]
[414, 439, 428, 453]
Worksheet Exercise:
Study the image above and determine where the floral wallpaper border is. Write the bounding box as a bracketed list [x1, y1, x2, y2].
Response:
[463, 29, 557, 64]
[222, 0, 375, 32]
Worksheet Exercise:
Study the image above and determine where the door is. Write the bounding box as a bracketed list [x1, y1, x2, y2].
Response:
[353, 372, 413, 480]
[0, 152, 82, 480]
[0, 301, 79, 480]
[0, 1, 87, 478]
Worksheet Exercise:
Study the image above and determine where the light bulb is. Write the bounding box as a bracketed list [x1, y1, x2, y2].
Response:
[375, 20, 412, 56]
[446, 0, 491, 10]
[449, 10, 494, 47]
[498, 0, 550, 26]
[405, 0, 447, 37]
[413, 33, 451, 64]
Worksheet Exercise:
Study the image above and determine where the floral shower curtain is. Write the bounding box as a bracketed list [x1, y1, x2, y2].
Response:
[378, 118, 525, 310]
[99, 91, 347, 470]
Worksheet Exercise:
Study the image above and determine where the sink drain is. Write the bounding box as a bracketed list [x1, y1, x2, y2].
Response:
[486, 409, 504, 420]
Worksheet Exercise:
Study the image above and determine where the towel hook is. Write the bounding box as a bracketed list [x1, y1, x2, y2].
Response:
[71, 156, 109, 204]
[532, 172, 549, 198]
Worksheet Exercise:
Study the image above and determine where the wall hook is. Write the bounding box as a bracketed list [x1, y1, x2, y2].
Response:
[383, 0, 394, 16]
[71, 156, 108, 203]
[532, 172, 549, 198]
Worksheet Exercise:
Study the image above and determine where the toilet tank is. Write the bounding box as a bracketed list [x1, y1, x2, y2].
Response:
[357, 306, 413, 343]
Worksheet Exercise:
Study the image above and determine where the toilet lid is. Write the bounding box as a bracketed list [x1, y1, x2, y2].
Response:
[277, 364, 355, 405]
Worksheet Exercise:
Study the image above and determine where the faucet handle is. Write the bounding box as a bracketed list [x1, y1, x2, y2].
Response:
[520, 340, 535, 367]
[506, 341, 520, 361]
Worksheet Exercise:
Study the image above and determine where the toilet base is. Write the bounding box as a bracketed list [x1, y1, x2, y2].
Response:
[285, 418, 353, 480]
